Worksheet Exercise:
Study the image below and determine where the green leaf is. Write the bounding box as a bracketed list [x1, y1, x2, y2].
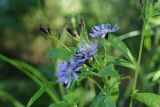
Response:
[47, 47, 77, 60]
[0, 90, 24, 107]
[63, 92, 78, 104]
[106, 55, 135, 69]
[110, 86, 119, 101]
[49, 102, 76, 107]
[99, 64, 119, 77]
[119, 30, 140, 40]
[91, 92, 116, 107]
[0, 55, 58, 102]
[134, 93, 160, 107]
[154, 0, 160, 16]
[27, 81, 55, 107]
[108, 35, 135, 64]
[152, 69, 160, 81]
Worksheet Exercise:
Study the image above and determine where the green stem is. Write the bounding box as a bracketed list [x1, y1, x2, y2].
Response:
[88, 77, 103, 91]
[49, 34, 71, 52]
[94, 56, 100, 66]
[104, 39, 107, 57]
[129, 21, 146, 107]
[91, 72, 101, 78]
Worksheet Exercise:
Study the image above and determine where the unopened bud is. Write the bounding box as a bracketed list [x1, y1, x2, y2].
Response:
[77, 19, 85, 35]
[38, 24, 51, 35]
[66, 27, 76, 37]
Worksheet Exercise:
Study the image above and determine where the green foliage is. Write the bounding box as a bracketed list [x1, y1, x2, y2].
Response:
[27, 81, 56, 107]
[49, 102, 76, 107]
[0, 90, 24, 107]
[99, 64, 119, 78]
[47, 47, 77, 60]
[106, 55, 135, 69]
[91, 92, 116, 107]
[134, 93, 160, 107]
[152, 69, 160, 81]
[49, 92, 80, 107]
[0, 55, 58, 102]
[108, 35, 135, 64]
[1, 0, 160, 106]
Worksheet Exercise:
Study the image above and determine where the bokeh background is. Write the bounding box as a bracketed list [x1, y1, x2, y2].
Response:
[0, 0, 160, 107]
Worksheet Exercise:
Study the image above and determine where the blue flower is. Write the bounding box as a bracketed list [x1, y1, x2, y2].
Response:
[76, 40, 98, 63]
[55, 59, 82, 88]
[90, 23, 119, 38]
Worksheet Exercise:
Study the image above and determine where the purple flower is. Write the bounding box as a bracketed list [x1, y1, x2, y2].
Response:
[55, 59, 82, 88]
[90, 23, 119, 38]
[76, 40, 98, 63]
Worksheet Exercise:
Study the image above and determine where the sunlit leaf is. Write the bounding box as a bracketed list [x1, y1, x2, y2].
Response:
[119, 31, 140, 40]
[108, 35, 135, 64]
[134, 93, 160, 107]
[152, 69, 160, 81]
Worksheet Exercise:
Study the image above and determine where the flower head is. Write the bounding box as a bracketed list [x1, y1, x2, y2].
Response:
[90, 23, 119, 38]
[76, 40, 98, 63]
[55, 59, 82, 88]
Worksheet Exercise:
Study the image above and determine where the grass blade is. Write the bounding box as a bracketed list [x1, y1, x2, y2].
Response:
[0, 90, 24, 107]
[27, 81, 55, 107]
[0, 55, 59, 102]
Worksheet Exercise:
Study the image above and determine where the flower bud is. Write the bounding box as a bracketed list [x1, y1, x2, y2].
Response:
[66, 27, 76, 37]
[38, 24, 51, 35]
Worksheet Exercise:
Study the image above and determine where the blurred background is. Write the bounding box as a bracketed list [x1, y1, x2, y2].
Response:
[0, 0, 160, 107]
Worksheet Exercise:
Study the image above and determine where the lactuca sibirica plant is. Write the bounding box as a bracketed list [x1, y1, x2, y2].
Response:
[55, 21, 119, 88]
[0, 0, 160, 107]
[48, 19, 123, 106]
[41, 1, 160, 107]
[44, 0, 160, 107]
[33, 0, 160, 107]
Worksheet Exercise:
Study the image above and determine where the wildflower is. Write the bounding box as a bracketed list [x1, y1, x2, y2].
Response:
[55, 59, 82, 88]
[90, 23, 119, 38]
[76, 40, 98, 63]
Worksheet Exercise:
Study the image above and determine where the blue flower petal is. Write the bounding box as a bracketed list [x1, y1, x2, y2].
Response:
[56, 58, 82, 88]
[90, 23, 118, 38]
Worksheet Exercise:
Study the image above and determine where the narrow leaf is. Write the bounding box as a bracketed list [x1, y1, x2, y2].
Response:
[0, 55, 58, 102]
[152, 69, 160, 81]
[108, 35, 135, 64]
[0, 90, 24, 107]
[134, 93, 160, 107]
[27, 82, 55, 107]
[119, 31, 140, 40]
[106, 55, 135, 69]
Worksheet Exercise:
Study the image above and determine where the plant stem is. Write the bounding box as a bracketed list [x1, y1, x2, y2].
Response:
[88, 77, 103, 91]
[94, 56, 100, 66]
[91, 72, 101, 78]
[129, 21, 146, 107]
[49, 35, 71, 52]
